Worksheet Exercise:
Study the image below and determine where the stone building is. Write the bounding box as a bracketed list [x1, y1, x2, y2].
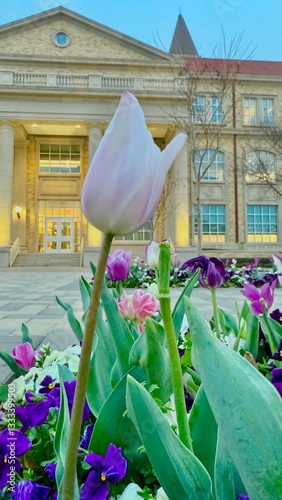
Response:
[0, 7, 281, 266]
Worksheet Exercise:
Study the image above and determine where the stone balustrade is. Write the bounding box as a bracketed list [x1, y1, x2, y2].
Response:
[0, 70, 178, 92]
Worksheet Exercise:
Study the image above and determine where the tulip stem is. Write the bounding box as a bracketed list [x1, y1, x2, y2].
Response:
[158, 242, 193, 452]
[211, 288, 221, 340]
[61, 232, 113, 500]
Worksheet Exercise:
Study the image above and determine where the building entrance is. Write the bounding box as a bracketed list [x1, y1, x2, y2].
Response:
[44, 217, 74, 253]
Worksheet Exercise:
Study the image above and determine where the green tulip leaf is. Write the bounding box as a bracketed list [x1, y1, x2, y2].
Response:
[189, 385, 217, 491]
[141, 317, 172, 402]
[55, 374, 79, 500]
[0, 385, 8, 402]
[172, 269, 200, 338]
[184, 296, 282, 500]
[86, 329, 116, 417]
[0, 351, 27, 377]
[89, 366, 148, 476]
[100, 282, 134, 385]
[214, 433, 236, 500]
[21, 323, 33, 346]
[244, 308, 259, 358]
[218, 308, 239, 335]
[126, 376, 213, 500]
[55, 295, 83, 342]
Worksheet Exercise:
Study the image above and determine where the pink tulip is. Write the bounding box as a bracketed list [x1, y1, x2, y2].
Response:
[117, 289, 160, 332]
[81, 92, 187, 235]
[12, 342, 36, 371]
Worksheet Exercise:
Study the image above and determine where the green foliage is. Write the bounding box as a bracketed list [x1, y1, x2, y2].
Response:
[185, 296, 282, 500]
[126, 376, 213, 500]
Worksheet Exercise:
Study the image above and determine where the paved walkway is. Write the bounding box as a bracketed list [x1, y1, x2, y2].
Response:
[0, 267, 281, 382]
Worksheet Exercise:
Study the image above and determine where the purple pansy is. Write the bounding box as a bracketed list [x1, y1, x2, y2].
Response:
[237, 495, 250, 500]
[0, 428, 32, 489]
[181, 255, 226, 289]
[48, 380, 91, 420]
[81, 443, 127, 500]
[79, 423, 94, 453]
[11, 480, 50, 499]
[241, 279, 277, 315]
[44, 463, 56, 481]
[15, 393, 49, 432]
[106, 249, 131, 281]
[39, 375, 56, 395]
[271, 367, 282, 397]
[272, 339, 282, 361]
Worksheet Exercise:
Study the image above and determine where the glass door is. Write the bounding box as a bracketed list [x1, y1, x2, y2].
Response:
[44, 217, 74, 253]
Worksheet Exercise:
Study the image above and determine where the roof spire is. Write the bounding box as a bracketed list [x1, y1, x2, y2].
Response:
[169, 13, 198, 56]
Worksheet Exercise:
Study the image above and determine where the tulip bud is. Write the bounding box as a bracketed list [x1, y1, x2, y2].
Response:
[106, 249, 131, 281]
[12, 342, 36, 371]
[82, 92, 187, 235]
[146, 241, 160, 268]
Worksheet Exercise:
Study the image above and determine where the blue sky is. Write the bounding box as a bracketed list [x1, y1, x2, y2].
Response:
[1, 0, 281, 62]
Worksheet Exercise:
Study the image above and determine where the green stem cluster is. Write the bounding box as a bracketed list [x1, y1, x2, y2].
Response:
[61, 232, 113, 500]
[158, 242, 193, 452]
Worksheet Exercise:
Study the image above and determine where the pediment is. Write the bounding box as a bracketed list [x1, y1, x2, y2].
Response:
[0, 7, 169, 63]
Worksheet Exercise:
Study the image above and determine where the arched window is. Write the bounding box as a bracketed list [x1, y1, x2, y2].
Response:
[195, 149, 225, 181]
[245, 150, 276, 182]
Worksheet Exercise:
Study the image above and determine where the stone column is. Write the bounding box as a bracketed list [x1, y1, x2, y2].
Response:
[165, 141, 189, 248]
[0, 122, 14, 245]
[86, 125, 103, 246]
[13, 142, 28, 250]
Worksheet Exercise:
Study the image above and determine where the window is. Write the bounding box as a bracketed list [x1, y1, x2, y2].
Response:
[194, 205, 226, 242]
[243, 97, 275, 125]
[115, 220, 153, 241]
[247, 205, 278, 242]
[193, 96, 224, 124]
[245, 150, 276, 182]
[195, 149, 225, 181]
[53, 31, 70, 47]
[39, 144, 81, 174]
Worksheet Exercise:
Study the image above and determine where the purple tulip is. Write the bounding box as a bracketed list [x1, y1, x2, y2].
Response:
[81, 443, 127, 500]
[241, 279, 277, 315]
[106, 249, 131, 281]
[181, 255, 226, 289]
[81, 92, 187, 235]
[11, 480, 50, 499]
[12, 342, 36, 371]
[0, 428, 31, 489]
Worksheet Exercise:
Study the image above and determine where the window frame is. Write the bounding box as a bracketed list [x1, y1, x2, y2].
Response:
[247, 205, 278, 243]
[245, 150, 276, 182]
[38, 142, 82, 175]
[243, 96, 275, 126]
[194, 149, 225, 181]
[114, 219, 153, 242]
[194, 204, 226, 242]
[193, 95, 224, 125]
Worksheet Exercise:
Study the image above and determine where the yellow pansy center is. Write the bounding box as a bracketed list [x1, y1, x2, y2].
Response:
[101, 473, 107, 482]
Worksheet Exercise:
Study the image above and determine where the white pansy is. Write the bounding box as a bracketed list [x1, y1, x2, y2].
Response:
[156, 487, 170, 499]
[109, 483, 142, 499]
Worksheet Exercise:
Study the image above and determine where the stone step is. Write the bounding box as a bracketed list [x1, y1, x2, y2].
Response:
[12, 253, 81, 267]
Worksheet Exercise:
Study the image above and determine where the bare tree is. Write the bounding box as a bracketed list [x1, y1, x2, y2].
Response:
[162, 32, 256, 254]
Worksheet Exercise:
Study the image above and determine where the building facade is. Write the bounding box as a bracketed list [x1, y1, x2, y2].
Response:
[0, 7, 281, 266]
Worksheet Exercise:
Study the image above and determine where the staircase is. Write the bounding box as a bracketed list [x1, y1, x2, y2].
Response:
[12, 253, 81, 267]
